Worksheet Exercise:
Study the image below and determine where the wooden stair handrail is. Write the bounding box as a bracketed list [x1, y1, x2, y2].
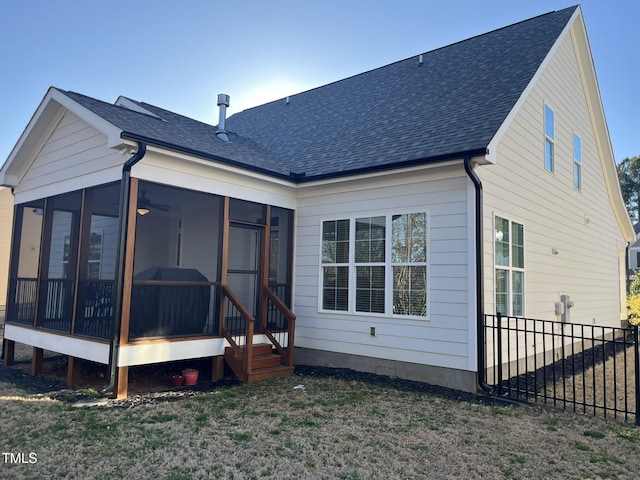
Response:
[263, 286, 296, 322]
[222, 285, 255, 321]
[262, 286, 296, 366]
[221, 285, 255, 372]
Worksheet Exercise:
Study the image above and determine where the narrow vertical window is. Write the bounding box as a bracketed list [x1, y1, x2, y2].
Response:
[392, 213, 427, 317]
[573, 133, 582, 190]
[321, 219, 350, 311]
[544, 104, 555, 172]
[355, 216, 385, 313]
[495, 216, 525, 316]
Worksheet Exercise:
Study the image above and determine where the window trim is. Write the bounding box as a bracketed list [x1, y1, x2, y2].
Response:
[494, 214, 525, 317]
[544, 103, 555, 173]
[319, 210, 430, 320]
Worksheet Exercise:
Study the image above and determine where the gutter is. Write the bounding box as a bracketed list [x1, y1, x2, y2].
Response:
[99, 142, 146, 396]
[121, 131, 488, 185]
[463, 156, 493, 394]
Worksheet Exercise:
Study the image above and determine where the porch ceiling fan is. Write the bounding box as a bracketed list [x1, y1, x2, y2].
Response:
[137, 190, 170, 215]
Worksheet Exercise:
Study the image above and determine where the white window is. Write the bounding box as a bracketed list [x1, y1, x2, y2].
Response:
[321, 219, 350, 311]
[573, 133, 582, 190]
[495, 216, 524, 316]
[355, 216, 386, 313]
[320, 212, 429, 318]
[544, 104, 554, 172]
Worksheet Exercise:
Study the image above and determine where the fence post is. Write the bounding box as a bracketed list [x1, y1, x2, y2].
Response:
[634, 325, 640, 426]
[497, 313, 503, 395]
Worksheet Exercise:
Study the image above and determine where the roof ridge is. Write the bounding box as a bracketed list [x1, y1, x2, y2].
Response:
[236, 6, 578, 114]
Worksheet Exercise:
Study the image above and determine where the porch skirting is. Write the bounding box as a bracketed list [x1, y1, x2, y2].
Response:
[295, 347, 477, 393]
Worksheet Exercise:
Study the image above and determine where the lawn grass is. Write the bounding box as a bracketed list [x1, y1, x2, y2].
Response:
[1, 369, 640, 479]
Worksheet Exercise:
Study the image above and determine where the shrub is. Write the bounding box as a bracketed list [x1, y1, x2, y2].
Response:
[627, 294, 640, 326]
[630, 272, 640, 296]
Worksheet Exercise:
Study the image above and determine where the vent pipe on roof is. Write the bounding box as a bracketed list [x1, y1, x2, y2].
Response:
[216, 93, 230, 142]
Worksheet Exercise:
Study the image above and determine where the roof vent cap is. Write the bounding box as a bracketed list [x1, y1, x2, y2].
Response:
[216, 94, 230, 142]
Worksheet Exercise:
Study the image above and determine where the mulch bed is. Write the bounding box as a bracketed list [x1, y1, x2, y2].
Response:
[0, 342, 503, 410]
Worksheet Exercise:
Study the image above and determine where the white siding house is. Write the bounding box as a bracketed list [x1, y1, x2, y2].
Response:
[0, 6, 633, 396]
[481, 13, 630, 326]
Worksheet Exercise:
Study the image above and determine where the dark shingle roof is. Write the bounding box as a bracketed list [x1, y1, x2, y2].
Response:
[64, 6, 577, 182]
[62, 91, 293, 177]
[227, 6, 577, 180]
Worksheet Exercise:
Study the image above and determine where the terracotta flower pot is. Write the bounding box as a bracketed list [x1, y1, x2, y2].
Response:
[182, 369, 199, 386]
[171, 375, 184, 387]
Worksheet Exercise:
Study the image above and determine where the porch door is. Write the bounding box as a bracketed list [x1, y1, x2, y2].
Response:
[227, 224, 262, 319]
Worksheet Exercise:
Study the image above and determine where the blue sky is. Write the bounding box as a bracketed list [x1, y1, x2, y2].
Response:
[1, 1, 638, 165]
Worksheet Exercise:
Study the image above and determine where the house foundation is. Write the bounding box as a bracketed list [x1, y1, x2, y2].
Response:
[295, 347, 477, 393]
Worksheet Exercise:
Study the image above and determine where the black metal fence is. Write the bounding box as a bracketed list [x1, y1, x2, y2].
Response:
[483, 314, 640, 425]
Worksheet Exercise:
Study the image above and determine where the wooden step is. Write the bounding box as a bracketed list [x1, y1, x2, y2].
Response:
[252, 353, 282, 369]
[252, 343, 274, 356]
[224, 344, 294, 384]
[246, 364, 294, 383]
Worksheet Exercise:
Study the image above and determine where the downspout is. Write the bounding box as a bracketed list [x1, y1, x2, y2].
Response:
[463, 156, 493, 394]
[99, 142, 146, 395]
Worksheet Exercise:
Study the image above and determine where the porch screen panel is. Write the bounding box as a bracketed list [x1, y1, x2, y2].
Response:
[130, 181, 222, 339]
[269, 207, 294, 307]
[7, 200, 44, 325]
[75, 183, 120, 339]
[268, 207, 294, 332]
[37, 191, 82, 333]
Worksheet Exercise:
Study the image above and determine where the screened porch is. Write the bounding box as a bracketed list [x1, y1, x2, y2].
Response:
[4, 177, 294, 350]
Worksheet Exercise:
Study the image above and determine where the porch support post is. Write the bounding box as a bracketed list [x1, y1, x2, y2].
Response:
[219, 197, 230, 331]
[3, 339, 15, 366]
[259, 206, 271, 333]
[66, 356, 81, 386]
[116, 366, 129, 399]
[31, 347, 43, 376]
[212, 355, 224, 381]
[119, 177, 139, 347]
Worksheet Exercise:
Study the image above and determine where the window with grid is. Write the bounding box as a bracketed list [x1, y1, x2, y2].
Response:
[355, 216, 386, 313]
[320, 212, 428, 318]
[495, 216, 524, 316]
[321, 219, 350, 311]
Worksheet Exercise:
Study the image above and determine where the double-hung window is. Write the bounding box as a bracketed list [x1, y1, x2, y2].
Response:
[495, 216, 524, 316]
[392, 213, 428, 316]
[321, 220, 350, 311]
[573, 133, 582, 190]
[544, 104, 555, 172]
[321, 212, 429, 318]
[355, 217, 386, 313]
